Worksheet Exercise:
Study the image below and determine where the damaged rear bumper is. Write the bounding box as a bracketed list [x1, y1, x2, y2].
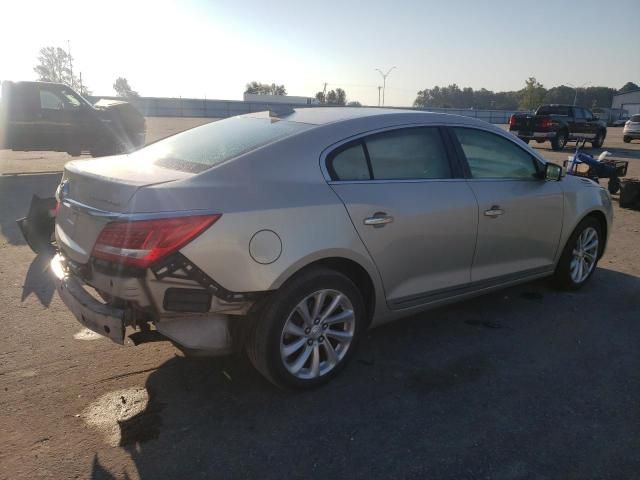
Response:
[51, 253, 126, 344]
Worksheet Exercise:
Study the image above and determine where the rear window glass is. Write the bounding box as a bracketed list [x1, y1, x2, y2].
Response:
[134, 116, 310, 173]
[537, 105, 571, 116]
[631, 115, 640, 122]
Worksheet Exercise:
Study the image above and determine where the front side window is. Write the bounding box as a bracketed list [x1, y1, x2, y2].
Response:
[453, 128, 538, 179]
[574, 108, 585, 120]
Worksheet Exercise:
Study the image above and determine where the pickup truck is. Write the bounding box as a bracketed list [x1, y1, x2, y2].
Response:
[0, 81, 145, 157]
[509, 104, 607, 151]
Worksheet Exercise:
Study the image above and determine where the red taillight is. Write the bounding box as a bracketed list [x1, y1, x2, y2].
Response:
[539, 118, 553, 129]
[509, 115, 516, 127]
[91, 214, 221, 268]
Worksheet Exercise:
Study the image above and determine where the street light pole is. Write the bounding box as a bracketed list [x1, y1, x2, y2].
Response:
[375, 66, 396, 106]
[377, 86, 382, 107]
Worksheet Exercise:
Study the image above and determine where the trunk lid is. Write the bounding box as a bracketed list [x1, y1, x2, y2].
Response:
[56, 155, 191, 263]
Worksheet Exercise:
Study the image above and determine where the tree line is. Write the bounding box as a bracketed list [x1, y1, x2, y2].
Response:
[414, 78, 639, 111]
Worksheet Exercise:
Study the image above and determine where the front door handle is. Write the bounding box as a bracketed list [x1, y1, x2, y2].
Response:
[484, 206, 504, 218]
[364, 213, 394, 226]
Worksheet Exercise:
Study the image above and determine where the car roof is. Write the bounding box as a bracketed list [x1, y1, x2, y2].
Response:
[245, 107, 490, 127]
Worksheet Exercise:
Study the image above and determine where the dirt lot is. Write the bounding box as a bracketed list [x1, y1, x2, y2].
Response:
[1, 119, 639, 479]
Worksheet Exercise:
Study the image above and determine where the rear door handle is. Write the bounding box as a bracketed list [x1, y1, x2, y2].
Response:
[484, 206, 504, 218]
[364, 213, 393, 226]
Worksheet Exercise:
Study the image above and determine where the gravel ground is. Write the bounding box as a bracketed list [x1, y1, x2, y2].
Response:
[0, 120, 639, 480]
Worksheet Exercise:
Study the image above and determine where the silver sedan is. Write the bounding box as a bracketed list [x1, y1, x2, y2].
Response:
[22, 107, 613, 389]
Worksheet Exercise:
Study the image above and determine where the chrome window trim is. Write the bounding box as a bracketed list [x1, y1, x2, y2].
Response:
[320, 122, 451, 183]
[320, 121, 548, 184]
[62, 197, 219, 221]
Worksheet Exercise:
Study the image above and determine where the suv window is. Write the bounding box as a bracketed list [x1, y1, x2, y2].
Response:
[365, 127, 451, 180]
[583, 109, 594, 121]
[453, 128, 539, 179]
[40, 90, 63, 110]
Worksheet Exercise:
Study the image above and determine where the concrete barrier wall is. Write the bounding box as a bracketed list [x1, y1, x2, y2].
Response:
[89, 96, 527, 124]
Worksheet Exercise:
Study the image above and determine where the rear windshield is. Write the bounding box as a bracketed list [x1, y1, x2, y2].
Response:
[631, 114, 640, 122]
[537, 105, 571, 116]
[133, 116, 310, 173]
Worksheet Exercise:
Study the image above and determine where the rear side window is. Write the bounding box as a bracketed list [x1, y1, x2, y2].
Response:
[134, 116, 310, 173]
[328, 143, 370, 181]
[537, 105, 571, 116]
[631, 115, 640, 122]
[453, 128, 538, 179]
[365, 128, 451, 180]
[327, 127, 451, 181]
[40, 90, 63, 110]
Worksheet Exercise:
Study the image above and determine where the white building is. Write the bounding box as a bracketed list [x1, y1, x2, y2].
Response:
[611, 89, 640, 116]
[243, 93, 319, 105]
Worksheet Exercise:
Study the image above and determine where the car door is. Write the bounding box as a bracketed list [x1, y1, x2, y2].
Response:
[327, 126, 478, 308]
[582, 108, 598, 138]
[37, 87, 72, 150]
[449, 127, 563, 283]
[572, 107, 587, 139]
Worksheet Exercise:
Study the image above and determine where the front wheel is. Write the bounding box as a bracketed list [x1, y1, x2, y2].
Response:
[551, 130, 568, 151]
[623, 136, 631, 143]
[553, 217, 602, 290]
[246, 267, 366, 389]
[591, 130, 605, 148]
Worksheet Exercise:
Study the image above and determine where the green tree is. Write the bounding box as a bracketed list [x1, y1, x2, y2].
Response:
[543, 85, 575, 105]
[619, 82, 639, 93]
[519, 77, 546, 110]
[34, 46, 80, 88]
[315, 91, 326, 104]
[347, 101, 362, 107]
[245, 81, 287, 95]
[113, 77, 139, 97]
[318, 88, 347, 105]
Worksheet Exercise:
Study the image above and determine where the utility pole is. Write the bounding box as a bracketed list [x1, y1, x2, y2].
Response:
[567, 82, 591, 106]
[79, 72, 83, 96]
[378, 86, 382, 107]
[67, 40, 74, 89]
[375, 66, 396, 106]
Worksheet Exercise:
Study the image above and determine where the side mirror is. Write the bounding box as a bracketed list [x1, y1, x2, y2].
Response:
[544, 162, 562, 181]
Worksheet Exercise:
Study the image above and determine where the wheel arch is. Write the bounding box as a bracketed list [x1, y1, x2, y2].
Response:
[271, 253, 380, 327]
[584, 209, 608, 258]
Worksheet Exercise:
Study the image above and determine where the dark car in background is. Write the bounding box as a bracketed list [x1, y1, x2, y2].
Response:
[0, 81, 145, 157]
[509, 104, 607, 150]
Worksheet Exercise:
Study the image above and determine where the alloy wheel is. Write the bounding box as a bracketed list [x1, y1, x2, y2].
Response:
[570, 227, 599, 284]
[280, 289, 356, 380]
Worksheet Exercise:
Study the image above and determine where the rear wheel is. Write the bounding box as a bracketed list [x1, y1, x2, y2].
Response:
[246, 267, 365, 389]
[591, 130, 605, 148]
[551, 130, 568, 151]
[623, 136, 631, 143]
[553, 217, 602, 290]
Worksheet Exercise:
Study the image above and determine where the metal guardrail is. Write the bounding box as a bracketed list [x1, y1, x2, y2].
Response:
[89, 96, 528, 124]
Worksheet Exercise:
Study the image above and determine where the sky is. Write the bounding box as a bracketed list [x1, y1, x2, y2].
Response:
[1, 0, 639, 106]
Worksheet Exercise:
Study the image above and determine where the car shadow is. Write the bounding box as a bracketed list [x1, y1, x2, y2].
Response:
[21, 250, 55, 306]
[97, 267, 640, 479]
[0, 172, 61, 246]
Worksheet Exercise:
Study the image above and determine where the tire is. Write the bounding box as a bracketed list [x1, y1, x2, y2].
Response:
[553, 217, 602, 290]
[551, 130, 568, 151]
[608, 177, 621, 195]
[591, 130, 605, 148]
[246, 267, 366, 389]
[623, 136, 631, 143]
[66, 148, 82, 157]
